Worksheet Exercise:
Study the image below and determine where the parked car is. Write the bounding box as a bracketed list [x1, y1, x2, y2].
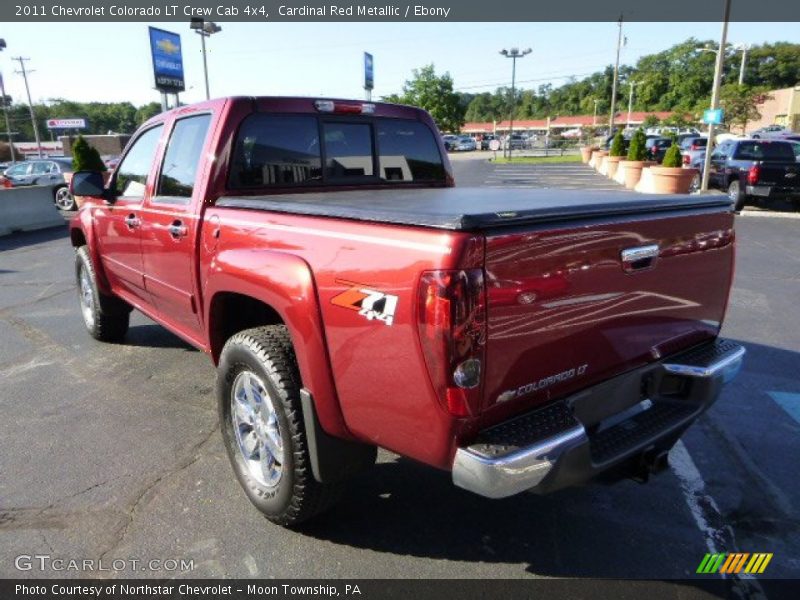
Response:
[680, 136, 708, 168]
[442, 134, 458, 151]
[503, 133, 527, 150]
[2, 158, 76, 210]
[787, 140, 800, 162]
[480, 134, 498, 150]
[454, 135, 477, 152]
[702, 139, 800, 209]
[750, 125, 793, 139]
[69, 96, 744, 526]
[103, 155, 121, 170]
[645, 137, 673, 163]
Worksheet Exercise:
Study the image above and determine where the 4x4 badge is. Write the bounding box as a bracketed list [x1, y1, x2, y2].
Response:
[331, 281, 399, 326]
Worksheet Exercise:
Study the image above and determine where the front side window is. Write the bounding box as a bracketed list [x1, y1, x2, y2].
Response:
[115, 125, 164, 198]
[323, 122, 374, 178]
[230, 115, 322, 188]
[157, 114, 212, 200]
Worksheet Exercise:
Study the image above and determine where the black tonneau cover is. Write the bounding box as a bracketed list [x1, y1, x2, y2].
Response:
[216, 188, 733, 231]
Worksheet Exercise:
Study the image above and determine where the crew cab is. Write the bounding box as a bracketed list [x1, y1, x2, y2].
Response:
[707, 139, 800, 210]
[69, 97, 745, 526]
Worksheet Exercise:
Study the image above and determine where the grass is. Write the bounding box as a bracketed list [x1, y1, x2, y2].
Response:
[490, 154, 583, 164]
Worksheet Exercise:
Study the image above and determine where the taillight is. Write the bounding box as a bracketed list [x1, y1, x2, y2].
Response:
[747, 164, 760, 185]
[651, 145, 658, 153]
[417, 269, 486, 417]
[690, 143, 698, 150]
[682, 154, 690, 165]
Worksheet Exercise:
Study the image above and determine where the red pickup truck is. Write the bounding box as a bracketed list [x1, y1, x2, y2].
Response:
[69, 97, 745, 526]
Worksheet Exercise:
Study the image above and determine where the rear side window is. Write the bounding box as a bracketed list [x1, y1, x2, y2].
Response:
[229, 115, 322, 187]
[157, 114, 212, 201]
[228, 114, 445, 188]
[377, 120, 445, 182]
[735, 141, 795, 161]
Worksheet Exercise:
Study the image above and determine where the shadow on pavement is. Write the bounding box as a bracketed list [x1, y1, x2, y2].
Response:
[124, 323, 198, 352]
[0, 225, 68, 251]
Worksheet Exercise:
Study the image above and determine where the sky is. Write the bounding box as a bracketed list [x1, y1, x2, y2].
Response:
[1, 21, 798, 109]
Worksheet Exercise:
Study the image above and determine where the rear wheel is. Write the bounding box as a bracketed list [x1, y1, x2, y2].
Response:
[728, 180, 746, 211]
[75, 246, 130, 342]
[688, 172, 701, 194]
[54, 186, 77, 211]
[218, 325, 344, 526]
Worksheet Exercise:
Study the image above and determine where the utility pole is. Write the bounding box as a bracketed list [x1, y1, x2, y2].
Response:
[499, 47, 532, 160]
[608, 15, 624, 134]
[700, 0, 731, 193]
[0, 40, 15, 162]
[737, 43, 749, 85]
[12, 56, 42, 158]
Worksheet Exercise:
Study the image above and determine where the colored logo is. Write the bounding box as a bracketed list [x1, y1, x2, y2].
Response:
[156, 38, 180, 55]
[331, 281, 398, 326]
[696, 553, 772, 575]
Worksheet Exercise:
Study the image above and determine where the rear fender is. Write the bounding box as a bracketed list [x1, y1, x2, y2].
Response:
[205, 249, 352, 440]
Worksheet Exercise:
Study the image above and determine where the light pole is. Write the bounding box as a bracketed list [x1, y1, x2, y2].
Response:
[608, 15, 624, 134]
[499, 47, 531, 160]
[626, 80, 638, 129]
[700, 0, 731, 193]
[190, 18, 221, 100]
[12, 55, 42, 158]
[736, 43, 750, 85]
[593, 99, 599, 126]
[0, 39, 16, 162]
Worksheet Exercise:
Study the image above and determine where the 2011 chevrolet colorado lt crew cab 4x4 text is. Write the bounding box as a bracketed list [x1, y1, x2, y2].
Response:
[69, 97, 745, 525]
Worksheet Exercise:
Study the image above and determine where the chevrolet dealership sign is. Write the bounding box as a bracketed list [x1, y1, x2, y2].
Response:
[46, 118, 87, 129]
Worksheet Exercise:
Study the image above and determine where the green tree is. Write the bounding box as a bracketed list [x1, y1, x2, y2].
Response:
[642, 114, 661, 128]
[627, 128, 648, 161]
[393, 64, 465, 132]
[71, 135, 107, 172]
[720, 84, 772, 133]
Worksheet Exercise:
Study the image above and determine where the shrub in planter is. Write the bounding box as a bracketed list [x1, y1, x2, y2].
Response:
[648, 142, 698, 194]
[605, 131, 626, 178]
[620, 128, 648, 189]
[72, 136, 107, 173]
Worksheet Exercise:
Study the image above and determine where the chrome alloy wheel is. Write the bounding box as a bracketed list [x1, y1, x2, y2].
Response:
[78, 265, 95, 329]
[55, 187, 74, 210]
[231, 371, 284, 488]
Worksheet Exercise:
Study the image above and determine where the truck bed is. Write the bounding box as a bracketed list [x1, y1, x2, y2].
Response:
[216, 188, 733, 231]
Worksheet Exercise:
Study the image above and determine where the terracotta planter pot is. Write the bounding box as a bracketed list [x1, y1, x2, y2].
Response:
[648, 167, 699, 194]
[592, 150, 609, 171]
[621, 160, 647, 189]
[605, 155, 623, 179]
[580, 146, 599, 164]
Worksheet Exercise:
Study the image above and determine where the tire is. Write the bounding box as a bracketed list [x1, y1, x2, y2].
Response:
[689, 172, 701, 194]
[54, 186, 77, 211]
[75, 246, 130, 342]
[217, 325, 344, 526]
[728, 180, 746, 211]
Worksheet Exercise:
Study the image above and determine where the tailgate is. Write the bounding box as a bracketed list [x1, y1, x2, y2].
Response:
[754, 161, 799, 187]
[481, 208, 735, 418]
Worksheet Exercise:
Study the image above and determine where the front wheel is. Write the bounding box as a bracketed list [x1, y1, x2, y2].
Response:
[728, 180, 746, 211]
[75, 247, 130, 342]
[217, 325, 344, 526]
[54, 186, 77, 211]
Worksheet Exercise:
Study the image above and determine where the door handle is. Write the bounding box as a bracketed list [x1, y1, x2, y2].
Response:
[621, 244, 659, 273]
[168, 221, 188, 239]
[124, 214, 140, 229]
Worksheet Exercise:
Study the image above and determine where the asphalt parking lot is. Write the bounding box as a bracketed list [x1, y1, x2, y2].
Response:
[0, 161, 798, 588]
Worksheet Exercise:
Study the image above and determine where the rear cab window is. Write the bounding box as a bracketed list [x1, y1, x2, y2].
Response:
[734, 141, 795, 161]
[229, 113, 445, 189]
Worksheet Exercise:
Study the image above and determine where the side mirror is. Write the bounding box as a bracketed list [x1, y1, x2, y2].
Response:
[70, 171, 113, 202]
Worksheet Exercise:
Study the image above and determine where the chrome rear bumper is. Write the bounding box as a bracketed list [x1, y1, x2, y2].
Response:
[452, 338, 745, 499]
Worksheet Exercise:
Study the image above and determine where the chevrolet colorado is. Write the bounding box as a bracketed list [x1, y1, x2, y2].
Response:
[69, 97, 744, 525]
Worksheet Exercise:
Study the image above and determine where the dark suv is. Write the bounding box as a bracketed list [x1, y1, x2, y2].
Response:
[645, 137, 673, 163]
